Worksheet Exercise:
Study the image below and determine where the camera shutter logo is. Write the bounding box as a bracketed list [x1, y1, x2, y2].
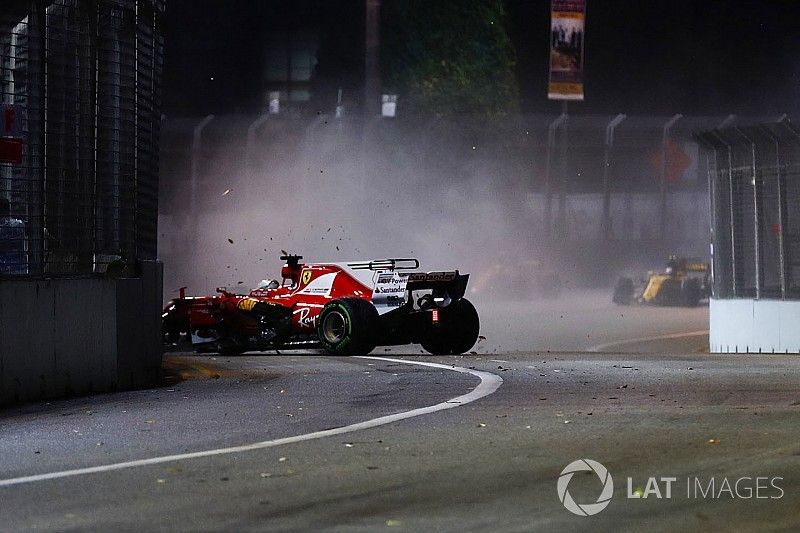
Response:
[557, 459, 614, 516]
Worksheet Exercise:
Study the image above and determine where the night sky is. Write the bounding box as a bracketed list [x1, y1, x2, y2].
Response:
[163, 0, 800, 116]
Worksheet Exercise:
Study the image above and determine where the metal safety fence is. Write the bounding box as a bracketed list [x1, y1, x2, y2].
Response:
[0, 0, 163, 277]
[697, 120, 800, 300]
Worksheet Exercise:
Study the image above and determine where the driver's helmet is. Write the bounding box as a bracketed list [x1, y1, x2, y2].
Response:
[256, 279, 280, 290]
[665, 267, 674, 275]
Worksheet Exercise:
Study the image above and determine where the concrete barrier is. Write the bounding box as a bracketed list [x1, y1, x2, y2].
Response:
[0, 261, 163, 405]
[710, 297, 800, 353]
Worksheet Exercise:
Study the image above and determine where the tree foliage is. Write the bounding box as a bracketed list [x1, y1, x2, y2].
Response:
[381, 0, 519, 115]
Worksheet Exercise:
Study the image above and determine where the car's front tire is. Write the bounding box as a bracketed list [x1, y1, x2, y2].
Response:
[317, 298, 378, 356]
[421, 298, 480, 355]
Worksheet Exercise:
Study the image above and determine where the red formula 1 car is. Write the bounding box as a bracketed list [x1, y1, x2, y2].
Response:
[162, 255, 480, 356]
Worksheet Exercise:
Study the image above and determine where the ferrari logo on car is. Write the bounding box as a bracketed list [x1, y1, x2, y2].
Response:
[301, 269, 312, 285]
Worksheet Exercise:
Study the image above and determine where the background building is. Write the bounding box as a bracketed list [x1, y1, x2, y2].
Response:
[0, 0, 164, 404]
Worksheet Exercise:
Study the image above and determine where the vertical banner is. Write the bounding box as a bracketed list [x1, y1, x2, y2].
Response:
[548, 0, 586, 100]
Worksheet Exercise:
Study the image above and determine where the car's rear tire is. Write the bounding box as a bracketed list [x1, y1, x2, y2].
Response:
[612, 277, 634, 305]
[318, 298, 378, 356]
[680, 278, 701, 307]
[421, 298, 480, 355]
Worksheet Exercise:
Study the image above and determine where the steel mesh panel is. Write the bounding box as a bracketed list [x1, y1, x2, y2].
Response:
[0, 0, 162, 278]
[707, 145, 733, 298]
[784, 164, 800, 297]
[697, 122, 800, 300]
[757, 141, 782, 298]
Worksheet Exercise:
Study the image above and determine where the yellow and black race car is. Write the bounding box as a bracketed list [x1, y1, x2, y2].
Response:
[612, 257, 710, 307]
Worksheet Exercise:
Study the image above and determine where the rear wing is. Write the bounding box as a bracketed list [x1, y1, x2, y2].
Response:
[348, 258, 419, 271]
[406, 271, 470, 300]
[686, 262, 709, 273]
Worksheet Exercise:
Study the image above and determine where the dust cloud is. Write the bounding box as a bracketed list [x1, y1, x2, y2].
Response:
[158, 113, 708, 314]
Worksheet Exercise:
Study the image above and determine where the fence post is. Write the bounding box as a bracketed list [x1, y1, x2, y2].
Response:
[360, 114, 383, 190]
[735, 127, 761, 299]
[544, 113, 567, 239]
[601, 113, 626, 240]
[778, 120, 800, 296]
[190, 115, 214, 214]
[726, 141, 738, 296]
[762, 124, 786, 300]
[704, 140, 718, 298]
[300, 114, 330, 219]
[659, 114, 682, 241]
[703, 116, 735, 297]
[246, 113, 271, 173]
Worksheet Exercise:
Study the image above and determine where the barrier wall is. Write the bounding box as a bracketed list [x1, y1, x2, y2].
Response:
[0, 261, 163, 405]
[709, 297, 800, 353]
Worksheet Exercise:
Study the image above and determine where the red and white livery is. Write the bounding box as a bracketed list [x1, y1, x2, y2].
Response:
[162, 255, 480, 356]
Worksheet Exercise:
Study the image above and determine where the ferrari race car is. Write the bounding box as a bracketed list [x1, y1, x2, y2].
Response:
[612, 256, 710, 307]
[162, 255, 480, 356]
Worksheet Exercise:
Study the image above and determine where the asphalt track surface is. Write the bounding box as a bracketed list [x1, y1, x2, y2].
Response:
[2, 292, 799, 532]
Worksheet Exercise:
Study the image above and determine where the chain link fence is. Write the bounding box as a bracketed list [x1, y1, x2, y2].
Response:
[0, 0, 163, 278]
[697, 121, 800, 300]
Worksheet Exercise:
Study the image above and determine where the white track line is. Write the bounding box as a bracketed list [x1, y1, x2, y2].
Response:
[0, 356, 502, 488]
[587, 330, 709, 352]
